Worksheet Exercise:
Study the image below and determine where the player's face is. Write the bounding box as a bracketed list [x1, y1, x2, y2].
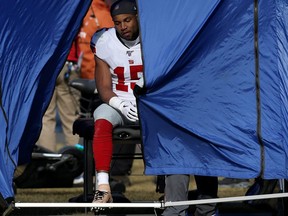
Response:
[113, 14, 139, 41]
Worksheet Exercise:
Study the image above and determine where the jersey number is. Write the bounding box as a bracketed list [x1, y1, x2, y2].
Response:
[114, 65, 143, 92]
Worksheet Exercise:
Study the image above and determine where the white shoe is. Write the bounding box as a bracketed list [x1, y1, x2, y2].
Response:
[73, 173, 84, 185]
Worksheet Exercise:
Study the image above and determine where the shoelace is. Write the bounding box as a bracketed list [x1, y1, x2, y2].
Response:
[93, 190, 110, 202]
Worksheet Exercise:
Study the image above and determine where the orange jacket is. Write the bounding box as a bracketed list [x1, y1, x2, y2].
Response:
[78, 0, 114, 79]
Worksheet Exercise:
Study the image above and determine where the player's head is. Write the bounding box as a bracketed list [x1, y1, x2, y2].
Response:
[110, 0, 139, 41]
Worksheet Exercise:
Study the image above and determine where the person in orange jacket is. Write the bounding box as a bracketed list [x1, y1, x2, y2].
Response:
[78, 0, 114, 80]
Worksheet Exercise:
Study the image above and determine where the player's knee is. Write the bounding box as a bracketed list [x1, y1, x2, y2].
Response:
[93, 103, 123, 126]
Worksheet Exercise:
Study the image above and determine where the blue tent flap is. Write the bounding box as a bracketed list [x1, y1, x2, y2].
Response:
[137, 0, 288, 179]
[0, 0, 91, 200]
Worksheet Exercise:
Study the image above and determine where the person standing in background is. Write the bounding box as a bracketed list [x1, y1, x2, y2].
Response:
[38, 38, 81, 152]
[163, 175, 218, 216]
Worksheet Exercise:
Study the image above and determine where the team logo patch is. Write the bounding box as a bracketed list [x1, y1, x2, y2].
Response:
[126, 50, 134, 56]
[114, 4, 120, 10]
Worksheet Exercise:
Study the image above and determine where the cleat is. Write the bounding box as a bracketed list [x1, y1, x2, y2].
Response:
[91, 190, 113, 213]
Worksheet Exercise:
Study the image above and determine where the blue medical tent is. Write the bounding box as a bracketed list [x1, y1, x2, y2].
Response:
[1, 0, 288, 210]
[0, 0, 91, 205]
[137, 0, 288, 179]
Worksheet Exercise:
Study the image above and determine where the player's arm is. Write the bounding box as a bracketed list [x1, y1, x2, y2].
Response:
[94, 56, 116, 104]
[94, 56, 138, 122]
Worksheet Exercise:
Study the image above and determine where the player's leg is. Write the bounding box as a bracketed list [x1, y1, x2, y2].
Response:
[92, 104, 124, 204]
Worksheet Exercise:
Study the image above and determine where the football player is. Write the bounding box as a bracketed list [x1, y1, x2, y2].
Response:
[90, 0, 142, 209]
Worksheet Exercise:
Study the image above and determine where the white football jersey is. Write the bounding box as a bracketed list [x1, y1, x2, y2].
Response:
[91, 28, 143, 105]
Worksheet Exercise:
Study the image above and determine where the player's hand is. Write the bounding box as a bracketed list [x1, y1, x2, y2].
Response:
[109, 97, 138, 122]
[121, 102, 138, 122]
